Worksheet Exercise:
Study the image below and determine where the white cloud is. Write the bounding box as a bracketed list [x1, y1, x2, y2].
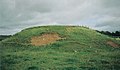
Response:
[0, 0, 120, 34]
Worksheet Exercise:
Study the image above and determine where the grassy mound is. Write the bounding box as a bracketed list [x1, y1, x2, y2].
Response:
[0, 26, 120, 70]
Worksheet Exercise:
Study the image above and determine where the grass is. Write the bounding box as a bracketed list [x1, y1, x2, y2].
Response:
[0, 26, 120, 70]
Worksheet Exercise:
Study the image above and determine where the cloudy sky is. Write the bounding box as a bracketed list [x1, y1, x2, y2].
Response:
[0, 0, 120, 35]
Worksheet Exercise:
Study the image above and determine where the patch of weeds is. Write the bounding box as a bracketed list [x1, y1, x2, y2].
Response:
[89, 60, 97, 62]
[110, 55, 120, 59]
[6, 54, 11, 57]
[79, 66, 97, 70]
[63, 67, 77, 70]
[112, 60, 120, 64]
[112, 65, 120, 70]
[24, 58, 30, 61]
[33, 58, 36, 60]
[2, 58, 17, 64]
[53, 58, 58, 60]
[40, 61, 46, 63]
[66, 58, 78, 64]
[100, 60, 109, 64]
[50, 43, 62, 48]
[2, 55, 23, 65]
[28, 66, 38, 70]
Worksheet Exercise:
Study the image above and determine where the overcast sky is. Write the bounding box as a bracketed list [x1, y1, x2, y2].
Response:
[0, 0, 120, 35]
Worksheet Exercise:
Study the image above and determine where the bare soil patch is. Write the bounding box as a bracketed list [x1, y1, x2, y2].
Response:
[31, 33, 63, 46]
[107, 41, 119, 47]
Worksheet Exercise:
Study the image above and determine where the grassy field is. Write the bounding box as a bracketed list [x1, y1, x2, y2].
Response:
[0, 26, 120, 70]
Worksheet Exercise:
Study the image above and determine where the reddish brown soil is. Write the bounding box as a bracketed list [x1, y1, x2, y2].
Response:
[31, 33, 62, 46]
[107, 41, 119, 47]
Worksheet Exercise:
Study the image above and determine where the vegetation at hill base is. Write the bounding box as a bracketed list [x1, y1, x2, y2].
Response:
[0, 35, 11, 41]
[0, 26, 120, 70]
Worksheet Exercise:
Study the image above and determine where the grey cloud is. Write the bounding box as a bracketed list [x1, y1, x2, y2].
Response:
[100, 0, 120, 8]
[0, 0, 120, 35]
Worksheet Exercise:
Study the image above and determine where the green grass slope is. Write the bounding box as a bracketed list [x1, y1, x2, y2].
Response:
[0, 26, 120, 70]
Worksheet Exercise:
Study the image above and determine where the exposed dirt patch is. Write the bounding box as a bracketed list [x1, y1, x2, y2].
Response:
[31, 33, 63, 46]
[107, 41, 119, 47]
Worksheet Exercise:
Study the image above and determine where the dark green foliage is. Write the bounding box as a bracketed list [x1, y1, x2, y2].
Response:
[97, 30, 120, 38]
[0, 35, 11, 41]
[28, 66, 38, 70]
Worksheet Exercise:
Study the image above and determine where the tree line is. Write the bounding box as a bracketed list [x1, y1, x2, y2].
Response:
[97, 30, 120, 38]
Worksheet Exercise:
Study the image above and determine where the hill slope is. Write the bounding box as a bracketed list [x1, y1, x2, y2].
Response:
[0, 26, 120, 70]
